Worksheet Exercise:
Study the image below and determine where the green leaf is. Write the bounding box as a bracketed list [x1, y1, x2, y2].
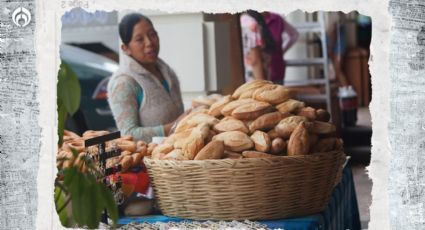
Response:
[69, 169, 84, 224]
[57, 61, 81, 116]
[57, 100, 67, 146]
[54, 186, 70, 227]
[99, 183, 119, 227]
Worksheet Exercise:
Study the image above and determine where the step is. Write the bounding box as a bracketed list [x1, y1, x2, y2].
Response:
[284, 79, 328, 87]
[286, 58, 326, 66]
[292, 22, 323, 33]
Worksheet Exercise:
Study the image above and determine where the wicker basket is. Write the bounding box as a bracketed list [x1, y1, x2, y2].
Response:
[143, 150, 346, 221]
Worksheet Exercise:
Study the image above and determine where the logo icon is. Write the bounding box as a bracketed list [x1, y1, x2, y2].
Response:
[12, 7, 31, 27]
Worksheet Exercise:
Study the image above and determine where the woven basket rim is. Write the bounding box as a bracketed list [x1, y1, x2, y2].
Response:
[143, 150, 345, 165]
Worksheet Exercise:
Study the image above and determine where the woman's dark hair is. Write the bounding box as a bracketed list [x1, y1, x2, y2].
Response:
[246, 10, 276, 53]
[119, 13, 153, 45]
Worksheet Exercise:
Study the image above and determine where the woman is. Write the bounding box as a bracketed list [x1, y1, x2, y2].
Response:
[108, 13, 187, 142]
[263, 11, 299, 84]
[240, 10, 299, 84]
[240, 10, 276, 82]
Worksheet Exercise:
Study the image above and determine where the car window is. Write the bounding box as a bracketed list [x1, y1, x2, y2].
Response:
[67, 61, 112, 80]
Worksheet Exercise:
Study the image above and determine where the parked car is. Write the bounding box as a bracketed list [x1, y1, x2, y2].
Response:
[60, 44, 118, 135]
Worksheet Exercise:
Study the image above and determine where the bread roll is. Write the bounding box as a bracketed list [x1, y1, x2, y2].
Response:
[310, 121, 337, 134]
[250, 131, 271, 152]
[296, 107, 317, 121]
[131, 152, 143, 167]
[232, 80, 271, 99]
[174, 108, 209, 133]
[311, 138, 336, 153]
[121, 155, 133, 172]
[231, 101, 273, 120]
[316, 109, 331, 122]
[213, 131, 254, 152]
[276, 99, 305, 114]
[221, 98, 257, 116]
[182, 132, 205, 160]
[253, 84, 296, 105]
[163, 149, 188, 160]
[192, 95, 216, 108]
[275, 116, 310, 139]
[287, 122, 310, 156]
[214, 117, 249, 134]
[208, 95, 232, 117]
[271, 138, 287, 155]
[194, 140, 225, 160]
[249, 111, 286, 132]
[151, 143, 174, 159]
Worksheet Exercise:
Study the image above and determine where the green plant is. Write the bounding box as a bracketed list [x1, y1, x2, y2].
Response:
[55, 61, 118, 229]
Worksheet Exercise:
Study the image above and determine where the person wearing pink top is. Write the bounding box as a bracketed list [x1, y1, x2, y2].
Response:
[263, 12, 299, 84]
[240, 10, 299, 84]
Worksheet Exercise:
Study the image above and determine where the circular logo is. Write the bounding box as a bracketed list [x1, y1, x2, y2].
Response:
[12, 7, 31, 27]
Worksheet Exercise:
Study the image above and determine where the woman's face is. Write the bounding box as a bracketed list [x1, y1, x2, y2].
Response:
[123, 19, 160, 65]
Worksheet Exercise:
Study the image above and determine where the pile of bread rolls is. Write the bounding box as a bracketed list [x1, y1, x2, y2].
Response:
[57, 130, 158, 172]
[150, 80, 343, 160]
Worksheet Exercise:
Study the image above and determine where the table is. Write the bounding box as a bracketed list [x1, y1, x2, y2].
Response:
[118, 165, 361, 230]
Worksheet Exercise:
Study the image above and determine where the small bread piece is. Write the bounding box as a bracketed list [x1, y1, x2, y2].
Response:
[242, 151, 276, 158]
[182, 132, 205, 160]
[249, 111, 287, 132]
[223, 150, 243, 159]
[231, 101, 273, 120]
[151, 143, 174, 160]
[117, 140, 137, 153]
[64, 129, 81, 139]
[310, 121, 337, 135]
[186, 113, 219, 128]
[166, 129, 193, 148]
[221, 98, 257, 116]
[162, 149, 188, 160]
[287, 122, 310, 156]
[275, 116, 310, 139]
[62, 139, 85, 153]
[311, 138, 337, 153]
[232, 80, 272, 99]
[208, 95, 232, 117]
[213, 131, 254, 152]
[120, 155, 133, 172]
[276, 99, 305, 114]
[174, 109, 209, 133]
[192, 95, 216, 108]
[131, 152, 143, 167]
[147, 143, 158, 156]
[271, 138, 287, 155]
[250, 131, 271, 152]
[296, 107, 317, 121]
[253, 84, 296, 105]
[316, 109, 331, 122]
[191, 122, 210, 140]
[194, 140, 225, 160]
[214, 117, 249, 134]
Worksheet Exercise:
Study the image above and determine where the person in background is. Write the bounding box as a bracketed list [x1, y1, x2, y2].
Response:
[327, 12, 349, 87]
[108, 13, 189, 143]
[263, 11, 299, 85]
[240, 10, 299, 84]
